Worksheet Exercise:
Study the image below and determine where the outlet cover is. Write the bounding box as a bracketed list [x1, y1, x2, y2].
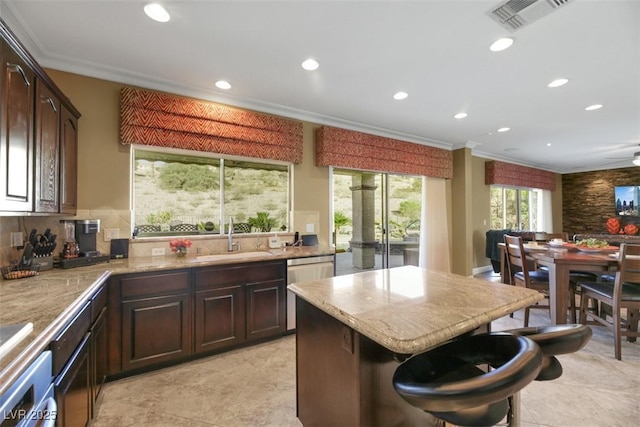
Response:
[11, 232, 24, 247]
[151, 247, 165, 256]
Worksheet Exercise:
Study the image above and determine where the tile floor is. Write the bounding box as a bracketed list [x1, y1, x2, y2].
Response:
[93, 280, 640, 427]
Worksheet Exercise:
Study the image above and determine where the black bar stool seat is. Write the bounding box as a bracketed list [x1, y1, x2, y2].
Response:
[503, 324, 592, 381]
[392, 333, 543, 427]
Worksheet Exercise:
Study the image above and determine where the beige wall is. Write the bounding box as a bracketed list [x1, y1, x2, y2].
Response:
[45, 70, 332, 247]
[0, 68, 562, 272]
[47, 70, 130, 210]
[471, 156, 492, 269]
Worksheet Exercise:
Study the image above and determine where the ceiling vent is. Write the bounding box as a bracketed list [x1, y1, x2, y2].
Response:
[487, 0, 573, 31]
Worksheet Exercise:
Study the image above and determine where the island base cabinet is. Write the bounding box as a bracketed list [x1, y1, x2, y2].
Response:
[54, 333, 91, 427]
[295, 298, 439, 427]
[195, 285, 245, 353]
[121, 294, 192, 372]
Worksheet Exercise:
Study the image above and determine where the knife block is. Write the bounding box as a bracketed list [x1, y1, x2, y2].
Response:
[32, 256, 53, 271]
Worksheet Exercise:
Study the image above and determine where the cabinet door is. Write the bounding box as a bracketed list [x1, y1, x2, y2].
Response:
[0, 41, 35, 211]
[121, 293, 192, 371]
[34, 79, 60, 212]
[195, 285, 245, 354]
[59, 105, 77, 214]
[90, 306, 107, 413]
[246, 279, 286, 341]
[55, 333, 91, 427]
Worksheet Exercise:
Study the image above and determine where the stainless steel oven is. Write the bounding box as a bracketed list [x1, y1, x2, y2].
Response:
[287, 255, 335, 331]
[0, 350, 56, 426]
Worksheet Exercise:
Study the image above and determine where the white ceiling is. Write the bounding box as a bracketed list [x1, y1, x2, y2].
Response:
[2, 0, 639, 174]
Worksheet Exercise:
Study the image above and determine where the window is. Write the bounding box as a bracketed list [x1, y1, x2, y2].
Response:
[133, 147, 291, 236]
[490, 186, 541, 231]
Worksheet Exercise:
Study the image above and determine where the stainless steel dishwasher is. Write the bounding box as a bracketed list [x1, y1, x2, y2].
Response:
[287, 255, 335, 332]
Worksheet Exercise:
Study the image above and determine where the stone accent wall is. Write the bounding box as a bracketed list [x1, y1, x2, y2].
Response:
[562, 167, 640, 237]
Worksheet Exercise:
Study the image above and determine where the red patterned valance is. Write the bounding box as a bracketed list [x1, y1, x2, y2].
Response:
[120, 87, 303, 163]
[316, 126, 452, 178]
[485, 160, 556, 191]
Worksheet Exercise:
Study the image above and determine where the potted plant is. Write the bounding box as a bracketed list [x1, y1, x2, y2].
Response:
[248, 212, 277, 232]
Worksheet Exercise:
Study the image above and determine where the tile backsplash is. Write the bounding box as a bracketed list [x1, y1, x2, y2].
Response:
[0, 210, 296, 266]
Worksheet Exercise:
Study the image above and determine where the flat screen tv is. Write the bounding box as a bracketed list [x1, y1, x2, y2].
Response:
[614, 185, 640, 216]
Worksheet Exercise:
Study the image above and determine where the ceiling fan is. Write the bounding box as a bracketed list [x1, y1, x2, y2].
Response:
[602, 144, 640, 167]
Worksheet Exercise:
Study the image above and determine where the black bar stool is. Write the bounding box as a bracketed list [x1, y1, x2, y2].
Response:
[392, 333, 543, 427]
[502, 324, 592, 381]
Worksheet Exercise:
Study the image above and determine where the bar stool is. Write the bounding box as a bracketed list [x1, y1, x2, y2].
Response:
[392, 333, 543, 427]
[503, 324, 592, 380]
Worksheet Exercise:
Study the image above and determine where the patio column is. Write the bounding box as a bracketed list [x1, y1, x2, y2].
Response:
[350, 173, 377, 269]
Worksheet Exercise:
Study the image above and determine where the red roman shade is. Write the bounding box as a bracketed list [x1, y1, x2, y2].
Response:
[316, 126, 453, 178]
[485, 160, 556, 191]
[120, 87, 303, 163]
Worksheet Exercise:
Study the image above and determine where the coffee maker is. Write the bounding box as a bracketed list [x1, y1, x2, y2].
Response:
[75, 219, 100, 257]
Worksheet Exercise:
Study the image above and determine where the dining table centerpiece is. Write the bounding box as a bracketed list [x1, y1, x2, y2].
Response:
[169, 238, 192, 257]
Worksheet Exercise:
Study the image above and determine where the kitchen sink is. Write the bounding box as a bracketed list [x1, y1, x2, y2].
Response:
[195, 251, 273, 262]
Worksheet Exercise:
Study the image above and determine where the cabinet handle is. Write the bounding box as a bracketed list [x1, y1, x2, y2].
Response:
[6, 62, 31, 86]
[41, 95, 58, 112]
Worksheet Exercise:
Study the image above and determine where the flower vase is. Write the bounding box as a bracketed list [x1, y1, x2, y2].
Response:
[176, 248, 187, 257]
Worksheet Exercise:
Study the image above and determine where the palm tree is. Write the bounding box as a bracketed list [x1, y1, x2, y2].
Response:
[334, 211, 351, 247]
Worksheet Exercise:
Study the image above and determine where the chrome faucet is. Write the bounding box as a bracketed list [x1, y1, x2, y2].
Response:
[228, 217, 239, 252]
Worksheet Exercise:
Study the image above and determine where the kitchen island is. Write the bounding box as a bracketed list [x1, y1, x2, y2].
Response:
[288, 266, 544, 426]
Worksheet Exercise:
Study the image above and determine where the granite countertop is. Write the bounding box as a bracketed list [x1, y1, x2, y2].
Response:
[0, 246, 333, 396]
[288, 265, 544, 355]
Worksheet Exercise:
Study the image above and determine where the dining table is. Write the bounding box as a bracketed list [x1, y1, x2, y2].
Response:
[499, 242, 619, 324]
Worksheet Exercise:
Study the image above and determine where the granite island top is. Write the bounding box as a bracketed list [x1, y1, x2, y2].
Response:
[0, 246, 333, 396]
[288, 265, 544, 355]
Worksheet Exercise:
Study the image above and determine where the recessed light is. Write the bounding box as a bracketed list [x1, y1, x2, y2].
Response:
[393, 92, 408, 100]
[301, 58, 319, 71]
[585, 104, 603, 111]
[144, 3, 170, 23]
[454, 113, 468, 119]
[548, 78, 569, 88]
[215, 80, 231, 90]
[490, 37, 514, 52]
[547, 143, 552, 147]
[497, 127, 510, 133]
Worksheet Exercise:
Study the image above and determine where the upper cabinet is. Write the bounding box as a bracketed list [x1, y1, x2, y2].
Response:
[0, 38, 35, 212]
[60, 106, 78, 213]
[0, 19, 80, 214]
[35, 79, 61, 213]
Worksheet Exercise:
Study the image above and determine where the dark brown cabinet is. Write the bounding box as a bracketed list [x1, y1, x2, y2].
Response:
[90, 285, 108, 413]
[107, 261, 286, 377]
[0, 19, 80, 214]
[51, 282, 108, 427]
[54, 333, 91, 427]
[194, 260, 286, 354]
[246, 278, 286, 341]
[194, 284, 245, 353]
[115, 270, 192, 372]
[0, 39, 35, 211]
[34, 79, 61, 212]
[59, 105, 78, 214]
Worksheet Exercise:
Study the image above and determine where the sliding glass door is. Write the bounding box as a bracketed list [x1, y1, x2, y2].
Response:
[332, 168, 422, 276]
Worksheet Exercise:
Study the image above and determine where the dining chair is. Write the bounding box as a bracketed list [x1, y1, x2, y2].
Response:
[504, 235, 550, 327]
[578, 243, 640, 360]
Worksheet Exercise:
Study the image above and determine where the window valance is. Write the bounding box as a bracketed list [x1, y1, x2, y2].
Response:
[316, 126, 453, 178]
[120, 87, 303, 163]
[485, 160, 556, 191]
